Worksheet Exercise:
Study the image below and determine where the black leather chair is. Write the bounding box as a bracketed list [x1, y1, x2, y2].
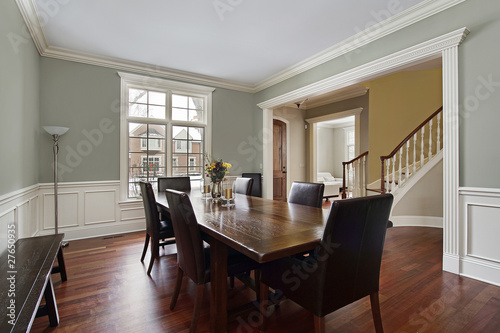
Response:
[259, 194, 394, 333]
[166, 189, 260, 332]
[242, 173, 262, 197]
[288, 181, 325, 208]
[233, 177, 254, 195]
[158, 176, 191, 192]
[139, 181, 175, 275]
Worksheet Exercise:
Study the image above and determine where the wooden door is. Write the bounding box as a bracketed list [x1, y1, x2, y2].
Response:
[273, 119, 287, 201]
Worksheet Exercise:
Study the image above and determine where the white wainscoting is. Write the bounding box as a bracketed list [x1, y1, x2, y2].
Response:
[0, 185, 40, 255]
[459, 187, 500, 286]
[0, 181, 146, 243]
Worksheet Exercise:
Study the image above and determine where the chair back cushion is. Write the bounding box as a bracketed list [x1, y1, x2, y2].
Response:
[242, 173, 262, 197]
[233, 177, 254, 195]
[316, 193, 394, 313]
[158, 177, 191, 192]
[139, 181, 160, 237]
[165, 189, 206, 284]
[288, 181, 325, 208]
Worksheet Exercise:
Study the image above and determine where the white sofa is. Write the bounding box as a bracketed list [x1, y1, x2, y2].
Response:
[317, 172, 342, 199]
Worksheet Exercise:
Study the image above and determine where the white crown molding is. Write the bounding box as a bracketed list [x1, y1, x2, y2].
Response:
[15, 0, 49, 53]
[257, 27, 469, 110]
[16, 0, 466, 94]
[254, 0, 467, 92]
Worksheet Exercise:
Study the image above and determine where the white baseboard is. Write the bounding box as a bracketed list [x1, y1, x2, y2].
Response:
[390, 215, 443, 228]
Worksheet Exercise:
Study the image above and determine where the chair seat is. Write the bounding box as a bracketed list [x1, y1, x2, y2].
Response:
[159, 219, 175, 239]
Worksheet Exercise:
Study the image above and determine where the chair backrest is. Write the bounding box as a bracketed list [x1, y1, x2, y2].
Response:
[242, 173, 262, 197]
[315, 193, 394, 313]
[139, 181, 160, 237]
[287, 181, 325, 208]
[158, 176, 191, 192]
[233, 177, 254, 195]
[165, 189, 206, 284]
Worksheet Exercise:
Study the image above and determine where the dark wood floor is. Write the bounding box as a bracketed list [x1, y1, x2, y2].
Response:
[32, 226, 500, 333]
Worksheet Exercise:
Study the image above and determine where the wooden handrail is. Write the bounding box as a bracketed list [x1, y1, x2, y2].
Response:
[380, 106, 442, 160]
[342, 151, 368, 199]
[343, 151, 369, 166]
[380, 106, 443, 193]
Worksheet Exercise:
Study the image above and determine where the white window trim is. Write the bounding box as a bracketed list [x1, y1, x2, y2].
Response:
[119, 72, 214, 201]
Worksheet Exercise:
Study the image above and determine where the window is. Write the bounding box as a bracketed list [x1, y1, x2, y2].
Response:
[119, 72, 214, 199]
[345, 127, 355, 161]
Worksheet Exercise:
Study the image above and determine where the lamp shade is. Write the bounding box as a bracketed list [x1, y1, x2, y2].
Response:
[43, 126, 69, 136]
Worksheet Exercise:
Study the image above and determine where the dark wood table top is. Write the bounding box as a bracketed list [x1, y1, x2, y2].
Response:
[0, 234, 64, 333]
[156, 191, 329, 263]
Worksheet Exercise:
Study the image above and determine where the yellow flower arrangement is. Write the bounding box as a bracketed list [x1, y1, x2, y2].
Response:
[205, 159, 231, 183]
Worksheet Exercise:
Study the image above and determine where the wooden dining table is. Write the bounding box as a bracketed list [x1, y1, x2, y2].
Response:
[156, 190, 329, 333]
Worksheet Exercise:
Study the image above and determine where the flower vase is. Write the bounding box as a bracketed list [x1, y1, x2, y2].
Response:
[211, 180, 222, 202]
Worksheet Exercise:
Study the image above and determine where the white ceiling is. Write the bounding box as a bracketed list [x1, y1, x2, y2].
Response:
[32, 0, 428, 87]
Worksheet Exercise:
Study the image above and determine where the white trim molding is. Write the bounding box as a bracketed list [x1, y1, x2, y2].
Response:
[0, 181, 147, 243]
[259, 28, 468, 276]
[459, 187, 500, 286]
[16, 0, 466, 93]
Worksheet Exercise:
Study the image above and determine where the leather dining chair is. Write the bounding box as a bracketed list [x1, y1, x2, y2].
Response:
[242, 172, 262, 197]
[259, 194, 394, 333]
[288, 181, 325, 208]
[139, 181, 175, 275]
[233, 177, 254, 195]
[158, 176, 191, 192]
[166, 189, 260, 333]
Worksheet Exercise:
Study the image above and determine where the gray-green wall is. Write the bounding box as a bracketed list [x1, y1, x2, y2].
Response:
[38, 58, 260, 183]
[3, 0, 500, 194]
[0, 1, 40, 196]
[255, 0, 500, 189]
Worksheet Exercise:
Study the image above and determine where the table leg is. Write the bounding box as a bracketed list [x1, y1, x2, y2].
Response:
[210, 238, 228, 333]
[44, 276, 59, 327]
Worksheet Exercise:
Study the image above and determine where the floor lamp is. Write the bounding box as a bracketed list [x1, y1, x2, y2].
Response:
[43, 126, 69, 246]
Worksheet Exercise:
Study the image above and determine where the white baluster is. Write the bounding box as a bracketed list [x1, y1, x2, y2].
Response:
[413, 134, 417, 174]
[420, 127, 425, 169]
[437, 112, 441, 151]
[398, 147, 403, 186]
[406, 141, 410, 181]
[429, 118, 433, 159]
[362, 156, 366, 196]
[385, 159, 390, 193]
[352, 161, 359, 198]
[392, 155, 396, 192]
[346, 165, 350, 197]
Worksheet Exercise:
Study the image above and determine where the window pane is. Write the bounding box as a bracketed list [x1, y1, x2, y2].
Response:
[172, 94, 188, 108]
[129, 88, 147, 103]
[149, 105, 165, 119]
[129, 103, 147, 117]
[189, 96, 203, 110]
[129, 122, 144, 138]
[172, 107, 186, 121]
[149, 91, 166, 106]
[129, 137, 143, 153]
[172, 167, 188, 176]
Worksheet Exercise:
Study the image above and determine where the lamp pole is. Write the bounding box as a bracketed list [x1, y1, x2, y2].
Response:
[43, 126, 69, 245]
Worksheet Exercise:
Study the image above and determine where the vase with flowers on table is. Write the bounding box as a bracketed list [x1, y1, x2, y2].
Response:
[205, 159, 231, 203]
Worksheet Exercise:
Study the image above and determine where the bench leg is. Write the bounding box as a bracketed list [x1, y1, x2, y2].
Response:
[44, 277, 59, 327]
[51, 247, 68, 282]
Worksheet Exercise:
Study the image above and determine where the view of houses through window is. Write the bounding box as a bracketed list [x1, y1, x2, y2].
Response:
[121, 75, 211, 199]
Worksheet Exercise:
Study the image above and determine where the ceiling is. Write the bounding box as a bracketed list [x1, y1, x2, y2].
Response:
[30, 0, 429, 89]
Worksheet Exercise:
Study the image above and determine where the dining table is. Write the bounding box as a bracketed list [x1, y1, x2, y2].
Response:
[156, 190, 329, 333]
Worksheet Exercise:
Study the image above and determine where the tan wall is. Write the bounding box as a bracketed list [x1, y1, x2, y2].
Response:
[363, 67, 442, 183]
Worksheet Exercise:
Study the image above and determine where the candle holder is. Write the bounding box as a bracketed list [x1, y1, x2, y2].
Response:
[221, 187, 235, 207]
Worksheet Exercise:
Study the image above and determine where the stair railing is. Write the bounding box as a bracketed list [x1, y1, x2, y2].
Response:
[342, 151, 368, 198]
[380, 106, 443, 194]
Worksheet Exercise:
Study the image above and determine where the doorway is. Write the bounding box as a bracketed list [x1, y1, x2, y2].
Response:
[273, 119, 287, 201]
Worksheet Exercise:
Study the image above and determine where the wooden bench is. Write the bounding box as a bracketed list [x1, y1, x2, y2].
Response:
[0, 234, 67, 332]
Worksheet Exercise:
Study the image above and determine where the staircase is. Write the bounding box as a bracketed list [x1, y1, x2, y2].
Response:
[343, 107, 443, 211]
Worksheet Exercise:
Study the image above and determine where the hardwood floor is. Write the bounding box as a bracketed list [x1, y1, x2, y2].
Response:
[32, 227, 500, 332]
